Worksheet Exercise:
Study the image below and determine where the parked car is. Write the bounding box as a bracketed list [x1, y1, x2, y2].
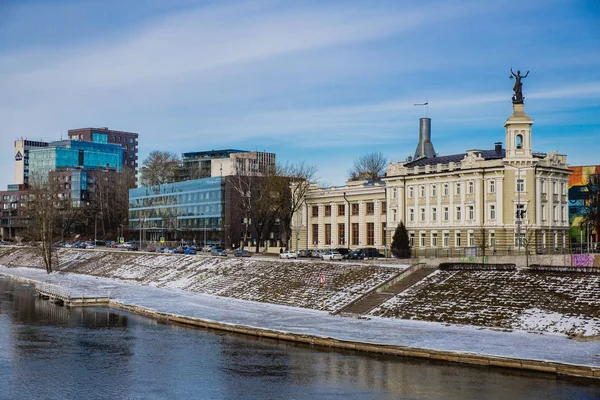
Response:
[280, 250, 298, 259]
[146, 246, 157, 252]
[347, 248, 384, 260]
[297, 249, 310, 257]
[211, 248, 227, 257]
[202, 246, 213, 252]
[234, 249, 252, 257]
[321, 251, 343, 261]
[163, 247, 175, 254]
[184, 247, 197, 255]
[310, 250, 326, 258]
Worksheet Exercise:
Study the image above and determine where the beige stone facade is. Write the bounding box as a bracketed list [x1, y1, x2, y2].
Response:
[293, 103, 571, 255]
[384, 103, 570, 254]
[291, 180, 387, 252]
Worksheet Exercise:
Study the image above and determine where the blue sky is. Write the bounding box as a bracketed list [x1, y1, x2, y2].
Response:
[1, 0, 600, 189]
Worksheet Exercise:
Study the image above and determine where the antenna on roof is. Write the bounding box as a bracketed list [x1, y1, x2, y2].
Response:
[413, 100, 429, 118]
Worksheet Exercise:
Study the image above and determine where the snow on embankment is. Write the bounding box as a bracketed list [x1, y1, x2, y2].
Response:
[0, 247, 399, 312]
[371, 269, 600, 337]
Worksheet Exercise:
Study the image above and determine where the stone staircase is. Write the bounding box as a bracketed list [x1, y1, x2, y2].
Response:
[340, 266, 437, 315]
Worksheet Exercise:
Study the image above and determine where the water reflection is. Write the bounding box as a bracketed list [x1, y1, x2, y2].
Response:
[0, 277, 599, 400]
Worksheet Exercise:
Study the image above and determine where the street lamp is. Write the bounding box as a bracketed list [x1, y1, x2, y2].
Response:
[202, 213, 207, 250]
[343, 191, 350, 251]
[94, 212, 102, 245]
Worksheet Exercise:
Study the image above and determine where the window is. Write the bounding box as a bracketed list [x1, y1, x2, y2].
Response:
[456, 206, 462, 221]
[420, 232, 426, 247]
[553, 182, 557, 194]
[432, 185, 437, 196]
[324, 205, 331, 216]
[431, 232, 438, 247]
[420, 207, 426, 222]
[312, 206, 319, 217]
[366, 202, 374, 215]
[432, 207, 437, 222]
[489, 180, 495, 193]
[325, 224, 331, 245]
[489, 204, 496, 220]
[515, 233, 524, 248]
[517, 178, 524, 193]
[338, 204, 345, 216]
[409, 232, 415, 247]
[367, 223, 374, 245]
[392, 188, 397, 199]
[420, 185, 425, 198]
[468, 181, 474, 194]
[443, 183, 448, 196]
[381, 202, 386, 214]
[553, 205, 558, 221]
[490, 232, 496, 248]
[338, 223, 345, 245]
[443, 207, 449, 221]
[456, 232, 462, 247]
[352, 203, 359, 215]
[392, 209, 397, 222]
[516, 134, 523, 149]
[468, 205, 474, 220]
[408, 186, 414, 198]
[456, 183, 461, 195]
[409, 208, 414, 222]
[516, 204, 526, 220]
[312, 224, 319, 245]
[541, 179, 546, 194]
[468, 231, 474, 247]
[541, 204, 546, 221]
[443, 232, 450, 247]
[561, 205, 566, 222]
[352, 223, 359, 246]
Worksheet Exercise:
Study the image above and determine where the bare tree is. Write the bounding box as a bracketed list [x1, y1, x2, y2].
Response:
[140, 151, 181, 187]
[272, 161, 317, 249]
[26, 177, 61, 273]
[347, 151, 388, 181]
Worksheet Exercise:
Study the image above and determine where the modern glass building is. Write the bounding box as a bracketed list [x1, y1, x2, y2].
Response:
[28, 140, 123, 180]
[128, 177, 224, 243]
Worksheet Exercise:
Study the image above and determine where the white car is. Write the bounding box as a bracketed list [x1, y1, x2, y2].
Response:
[321, 251, 343, 261]
[279, 250, 298, 259]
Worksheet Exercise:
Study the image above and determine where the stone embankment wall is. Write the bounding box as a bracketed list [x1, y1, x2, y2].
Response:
[418, 253, 600, 269]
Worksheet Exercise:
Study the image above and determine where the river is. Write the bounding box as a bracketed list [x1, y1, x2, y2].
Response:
[0, 277, 598, 400]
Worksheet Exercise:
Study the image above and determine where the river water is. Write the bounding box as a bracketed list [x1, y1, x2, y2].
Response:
[0, 277, 598, 400]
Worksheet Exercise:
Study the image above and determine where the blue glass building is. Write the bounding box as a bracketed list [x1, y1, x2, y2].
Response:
[128, 177, 223, 243]
[28, 140, 123, 180]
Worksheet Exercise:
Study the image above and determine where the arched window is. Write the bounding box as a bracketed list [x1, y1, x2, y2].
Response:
[516, 134, 523, 149]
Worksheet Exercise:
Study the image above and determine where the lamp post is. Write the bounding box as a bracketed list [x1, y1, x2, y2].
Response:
[94, 212, 102, 245]
[202, 213, 207, 250]
[139, 217, 144, 250]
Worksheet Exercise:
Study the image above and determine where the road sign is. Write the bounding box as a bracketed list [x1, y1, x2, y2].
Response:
[119, 237, 124, 244]
[160, 237, 165, 244]
[319, 274, 326, 285]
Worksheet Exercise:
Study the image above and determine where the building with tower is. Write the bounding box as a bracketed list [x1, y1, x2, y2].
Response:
[293, 76, 571, 255]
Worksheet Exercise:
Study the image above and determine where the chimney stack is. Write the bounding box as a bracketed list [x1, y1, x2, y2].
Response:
[413, 117, 436, 161]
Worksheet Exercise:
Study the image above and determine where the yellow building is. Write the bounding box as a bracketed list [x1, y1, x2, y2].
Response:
[293, 101, 571, 255]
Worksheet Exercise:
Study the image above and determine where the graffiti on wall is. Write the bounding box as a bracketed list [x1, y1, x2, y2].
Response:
[568, 165, 600, 243]
[571, 254, 594, 267]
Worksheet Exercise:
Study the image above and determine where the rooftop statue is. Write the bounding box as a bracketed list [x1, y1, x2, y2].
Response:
[510, 68, 529, 104]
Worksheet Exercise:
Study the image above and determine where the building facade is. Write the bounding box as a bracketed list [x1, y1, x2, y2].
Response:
[13, 139, 49, 185]
[180, 149, 276, 181]
[293, 102, 571, 255]
[68, 127, 139, 171]
[28, 140, 123, 181]
[568, 165, 600, 247]
[291, 180, 387, 252]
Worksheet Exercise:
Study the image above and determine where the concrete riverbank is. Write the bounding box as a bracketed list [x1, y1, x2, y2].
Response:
[1, 265, 599, 380]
